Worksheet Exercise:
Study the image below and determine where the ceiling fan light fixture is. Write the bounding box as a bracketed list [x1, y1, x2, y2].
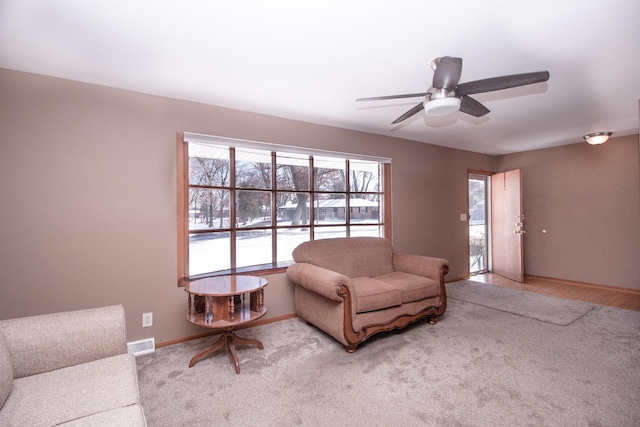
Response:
[583, 131, 612, 145]
[424, 97, 461, 116]
[357, 56, 550, 124]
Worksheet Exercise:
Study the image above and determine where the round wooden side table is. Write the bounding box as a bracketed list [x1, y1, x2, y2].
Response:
[185, 275, 268, 374]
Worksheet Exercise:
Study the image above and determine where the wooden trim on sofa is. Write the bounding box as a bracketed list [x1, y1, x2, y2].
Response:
[435, 264, 449, 316]
[337, 264, 449, 353]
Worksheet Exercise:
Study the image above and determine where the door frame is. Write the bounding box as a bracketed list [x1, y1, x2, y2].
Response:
[467, 169, 494, 276]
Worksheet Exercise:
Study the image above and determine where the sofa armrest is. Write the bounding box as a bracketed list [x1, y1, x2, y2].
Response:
[392, 253, 449, 282]
[0, 305, 127, 379]
[286, 263, 351, 302]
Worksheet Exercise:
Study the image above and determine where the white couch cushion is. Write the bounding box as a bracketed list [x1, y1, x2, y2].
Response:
[0, 353, 140, 427]
[0, 332, 13, 410]
[0, 305, 126, 379]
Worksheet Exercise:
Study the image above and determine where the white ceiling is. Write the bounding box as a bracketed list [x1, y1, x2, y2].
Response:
[1, 0, 639, 155]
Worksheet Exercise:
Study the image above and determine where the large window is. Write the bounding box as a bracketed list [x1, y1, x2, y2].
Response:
[177, 133, 391, 282]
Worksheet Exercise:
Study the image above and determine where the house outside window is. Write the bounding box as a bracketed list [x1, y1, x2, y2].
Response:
[177, 133, 391, 283]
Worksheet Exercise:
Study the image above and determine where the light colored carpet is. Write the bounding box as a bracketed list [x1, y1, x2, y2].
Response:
[136, 281, 640, 426]
[447, 280, 597, 325]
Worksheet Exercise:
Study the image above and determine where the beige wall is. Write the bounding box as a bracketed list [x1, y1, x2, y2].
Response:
[497, 135, 640, 289]
[1, 69, 638, 344]
[0, 69, 496, 343]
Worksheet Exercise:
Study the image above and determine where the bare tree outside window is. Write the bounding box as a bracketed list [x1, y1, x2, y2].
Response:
[179, 137, 389, 280]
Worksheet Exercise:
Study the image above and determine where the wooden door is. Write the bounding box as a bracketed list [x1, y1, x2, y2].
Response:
[491, 169, 525, 282]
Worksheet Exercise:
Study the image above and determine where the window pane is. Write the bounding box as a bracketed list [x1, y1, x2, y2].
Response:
[349, 225, 384, 237]
[236, 230, 272, 268]
[350, 160, 381, 192]
[276, 153, 309, 191]
[236, 148, 272, 189]
[189, 188, 230, 230]
[277, 228, 310, 262]
[188, 143, 229, 186]
[469, 176, 487, 274]
[314, 226, 347, 240]
[236, 190, 271, 228]
[276, 192, 310, 226]
[349, 194, 381, 223]
[314, 156, 345, 191]
[181, 137, 388, 279]
[189, 232, 230, 275]
[314, 194, 346, 224]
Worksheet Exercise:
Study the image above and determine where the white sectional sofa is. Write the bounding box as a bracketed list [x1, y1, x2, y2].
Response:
[0, 305, 146, 426]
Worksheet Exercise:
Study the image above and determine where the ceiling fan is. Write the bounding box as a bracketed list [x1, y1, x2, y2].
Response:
[356, 56, 550, 124]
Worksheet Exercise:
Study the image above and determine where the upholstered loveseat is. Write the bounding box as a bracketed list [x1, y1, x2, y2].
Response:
[0, 305, 147, 426]
[287, 237, 449, 352]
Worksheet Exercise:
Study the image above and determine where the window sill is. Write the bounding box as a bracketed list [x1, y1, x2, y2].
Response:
[178, 263, 291, 287]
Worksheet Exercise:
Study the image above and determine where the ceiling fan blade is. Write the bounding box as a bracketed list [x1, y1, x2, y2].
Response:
[356, 93, 427, 102]
[432, 56, 463, 90]
[459, 96, 490, 117]
[391, 102, 425, 124]
[457, 71, 550, 95]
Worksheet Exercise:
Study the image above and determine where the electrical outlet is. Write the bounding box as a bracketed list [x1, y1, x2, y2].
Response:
[142, 312, 153, 327]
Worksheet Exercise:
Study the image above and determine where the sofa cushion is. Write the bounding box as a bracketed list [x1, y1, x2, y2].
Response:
[292, 237, 395, 278]
[351, 277, 403, 313]
[0, 354, 140, 427]
[0, 305, 127, 379]
[0, 331, 13, 410]
[376, 271, 440, 303]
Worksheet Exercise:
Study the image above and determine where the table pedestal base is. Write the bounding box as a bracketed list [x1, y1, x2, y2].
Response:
[189, 330, 264, 374]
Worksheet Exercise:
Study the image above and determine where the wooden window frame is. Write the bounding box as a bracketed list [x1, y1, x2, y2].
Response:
[177, 133, 392, 285]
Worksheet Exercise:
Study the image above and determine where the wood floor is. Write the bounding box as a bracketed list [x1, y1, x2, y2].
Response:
[467, 273, 640, 312]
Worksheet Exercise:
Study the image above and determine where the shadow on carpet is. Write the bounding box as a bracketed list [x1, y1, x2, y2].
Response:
[446, 280, 597, 326]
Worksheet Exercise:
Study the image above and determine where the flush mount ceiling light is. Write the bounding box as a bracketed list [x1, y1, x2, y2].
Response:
[583, 131, 612, 145]
[424, 95, 462, 116]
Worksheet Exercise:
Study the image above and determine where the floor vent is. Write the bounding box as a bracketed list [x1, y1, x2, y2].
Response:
[127, 338, 155, 356]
